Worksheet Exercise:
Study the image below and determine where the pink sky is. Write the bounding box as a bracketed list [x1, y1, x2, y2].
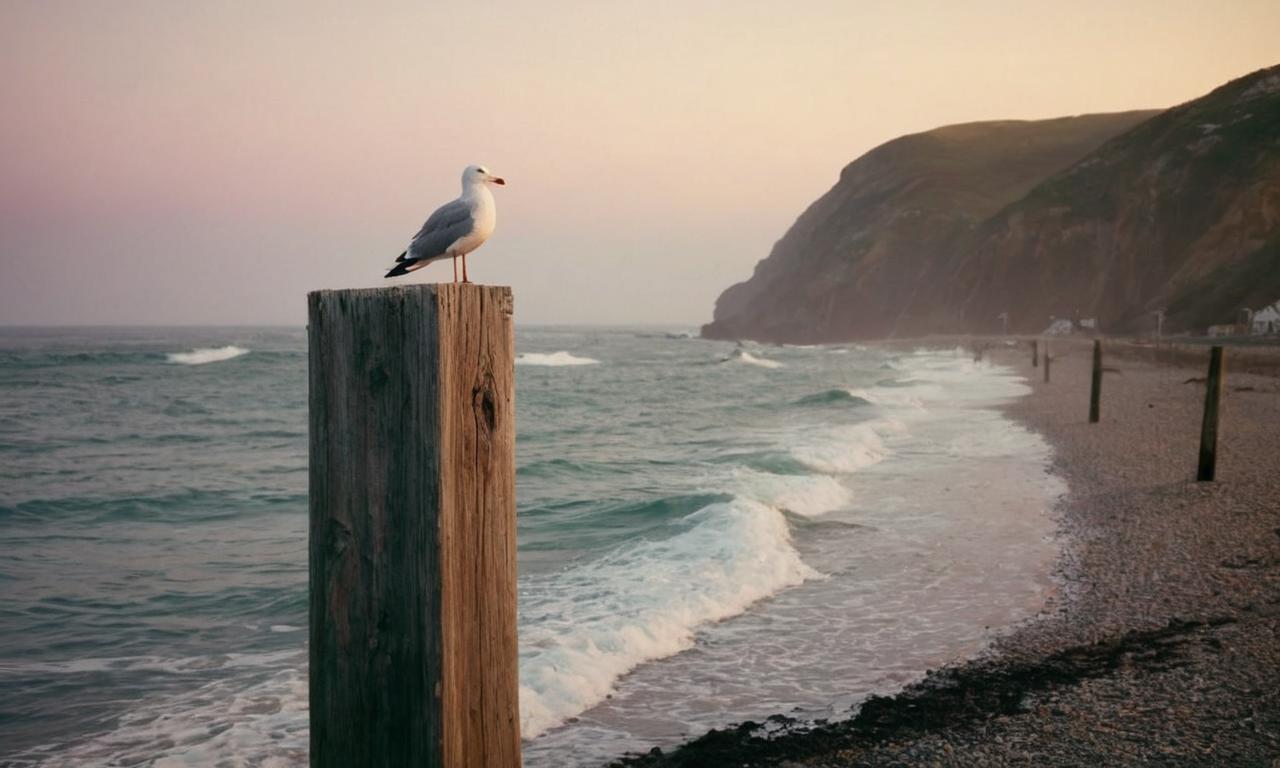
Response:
[2, 0, 1278, 325]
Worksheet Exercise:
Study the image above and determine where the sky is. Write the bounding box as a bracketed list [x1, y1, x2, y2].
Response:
[2, 1, 1278, 326]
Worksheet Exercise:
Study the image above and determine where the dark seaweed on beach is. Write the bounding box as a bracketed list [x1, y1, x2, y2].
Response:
[609, 617, 1232, 767]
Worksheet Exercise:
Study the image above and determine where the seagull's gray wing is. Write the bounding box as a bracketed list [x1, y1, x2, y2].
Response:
[404, 199, 475, 263]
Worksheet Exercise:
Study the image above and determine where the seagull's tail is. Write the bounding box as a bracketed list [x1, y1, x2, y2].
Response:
[384, 249, 413, 278]
[384, 259, 413, 278]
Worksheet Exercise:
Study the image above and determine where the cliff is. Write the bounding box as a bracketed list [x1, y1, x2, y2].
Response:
[703, 64, 1280, 342]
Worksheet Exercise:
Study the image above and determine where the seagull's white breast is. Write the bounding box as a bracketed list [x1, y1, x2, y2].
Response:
[450, 186, 497, 256]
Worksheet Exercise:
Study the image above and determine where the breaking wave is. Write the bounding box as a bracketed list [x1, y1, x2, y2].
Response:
[518, 496, 819, 738]
[166, 346, 249, 365]
[517, 351, 600, 367]
[722, 350, 782, 369]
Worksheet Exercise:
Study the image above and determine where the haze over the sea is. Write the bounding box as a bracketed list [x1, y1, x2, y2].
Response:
[2, 0, 1278, 326]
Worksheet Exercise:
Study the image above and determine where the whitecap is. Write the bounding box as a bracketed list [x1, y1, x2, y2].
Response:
[166, 346, 249, 365]
[516, 351, 600, 367]
[723, 468, 853, 518]
[725, 350, 782, 369]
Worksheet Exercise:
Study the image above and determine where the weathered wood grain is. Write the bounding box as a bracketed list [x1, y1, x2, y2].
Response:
[436, 285, 519, 768]
[308, 284, 519, 768]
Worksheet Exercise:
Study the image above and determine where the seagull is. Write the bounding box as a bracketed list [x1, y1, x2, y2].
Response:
[385, 164, 505, 282]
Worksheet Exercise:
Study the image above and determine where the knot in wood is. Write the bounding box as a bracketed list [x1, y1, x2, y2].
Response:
[473, 378, 497, 434]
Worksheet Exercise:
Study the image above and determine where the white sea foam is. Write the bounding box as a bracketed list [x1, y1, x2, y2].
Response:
[725, 469, 853, 518]
[791, 422, 893, 474]
[894, 355, 1031, 403]
[845, 387, 925, 410]
[735, 351, 783, 369]
[0, 649, 299, 678]
[166, 345, 249, 365]
[518, 497, 819, 738]
[517, 351, 600, 367]
[16, 665, 308, 768]
[944, 412, 1045, 458]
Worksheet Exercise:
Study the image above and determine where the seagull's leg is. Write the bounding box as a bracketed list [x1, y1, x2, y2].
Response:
[452, 255, 458, 283]
[462, 253, 470, 283]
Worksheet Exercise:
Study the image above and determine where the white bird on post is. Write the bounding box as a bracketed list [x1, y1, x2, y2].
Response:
[385, 165, 506, 283]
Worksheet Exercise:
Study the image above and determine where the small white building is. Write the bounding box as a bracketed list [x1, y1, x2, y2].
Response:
[1043, 318, 1074, 336]
[1251, 301, 1280, 335]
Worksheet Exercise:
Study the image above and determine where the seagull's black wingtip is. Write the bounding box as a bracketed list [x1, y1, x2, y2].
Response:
[384, 261, 412, 278]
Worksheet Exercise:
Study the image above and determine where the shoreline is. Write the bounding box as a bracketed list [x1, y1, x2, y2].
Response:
[612, 339, 1280, 766]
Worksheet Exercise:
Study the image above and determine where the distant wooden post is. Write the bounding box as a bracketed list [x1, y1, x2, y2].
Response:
[1197, 346, 1225, 482]
[1089, 339, 1102, 423]
[308, 284, 520, 768]
[1043, 342, 1051, 383]
[1031, 340, 1039, 368]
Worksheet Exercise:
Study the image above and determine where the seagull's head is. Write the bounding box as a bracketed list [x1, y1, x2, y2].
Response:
[464, 164, 505, 187]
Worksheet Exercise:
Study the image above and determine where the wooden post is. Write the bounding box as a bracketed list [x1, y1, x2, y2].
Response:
[308, 284, 520, 768]
[1197, 346, 1225, 482]
[1043, 342, 1051, 383]
[1031, 340, 1039, 368]
[1089, 339, 1102, 423]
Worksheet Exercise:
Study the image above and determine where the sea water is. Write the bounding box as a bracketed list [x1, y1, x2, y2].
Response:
[0, 327, 1062, 766]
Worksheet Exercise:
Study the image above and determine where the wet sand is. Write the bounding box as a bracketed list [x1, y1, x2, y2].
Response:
[612, 339, 1280, 766]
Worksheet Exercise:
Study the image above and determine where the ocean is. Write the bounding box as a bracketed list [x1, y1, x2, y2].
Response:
[0, 326, 1062, 767]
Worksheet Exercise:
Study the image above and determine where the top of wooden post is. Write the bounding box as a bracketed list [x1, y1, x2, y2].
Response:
[307, 283, 513, 316]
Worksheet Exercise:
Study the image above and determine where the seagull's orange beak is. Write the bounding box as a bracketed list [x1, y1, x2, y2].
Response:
[491, 176, 506, 186]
